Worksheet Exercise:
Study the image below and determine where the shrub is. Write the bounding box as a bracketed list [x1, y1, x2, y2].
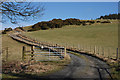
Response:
[82, 23, 87, 26]
[2, 27, 12, 34]
[2, 31, 6, 34]
[5, 27, 12, 31]
[101, 21, 111, 23]
[96, 21, 101, 23]
[41, 25, 49, 30]
[89, 21, 95, 24]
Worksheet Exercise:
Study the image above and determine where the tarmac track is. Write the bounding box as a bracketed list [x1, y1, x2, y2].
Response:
[43, 53, 111, 80]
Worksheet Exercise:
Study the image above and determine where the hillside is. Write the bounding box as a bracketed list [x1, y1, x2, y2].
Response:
[24, 22, 118, 48]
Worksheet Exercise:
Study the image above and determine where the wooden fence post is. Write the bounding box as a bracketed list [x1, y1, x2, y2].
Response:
[84, 45, 86, 52]
[108, 48, 110, 59]
[49, 48, 51, 60]
[97, 46, 99, 55]
[6, 47, 8, 61]
[102, 47, 104, 57]
[118, 48, 120, 61]
[73, 44, 74, 49]
[90, 45, 91, 53]
[82, 44, 84, 51]
[78, 44, 79, 50]
[93, 45, 96, 55]
[31, 46, 34, 60]
[64, 47, 66, 58]
[118, 48, 120, 70]
[22, 46, 25, 61]
[66, 43, 67, 48]
[116, 48, 119, 60]
[79, 44, 81, 51]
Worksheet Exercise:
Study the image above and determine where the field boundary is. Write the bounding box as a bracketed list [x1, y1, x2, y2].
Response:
[8, 32, 120, 64]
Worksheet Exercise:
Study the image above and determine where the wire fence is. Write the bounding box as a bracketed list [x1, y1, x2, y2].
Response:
[2, 32, 120, 63]
[51, 42, 119, 61]
[20, 32, 120, 62]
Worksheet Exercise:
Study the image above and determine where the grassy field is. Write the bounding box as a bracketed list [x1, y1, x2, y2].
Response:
[24, 22, 118, 58]
[24, 23, 117, 48]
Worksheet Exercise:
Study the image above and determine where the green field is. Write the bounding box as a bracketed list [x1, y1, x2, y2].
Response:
[24, 22, 118, 58]
[25, 23, 117, 47]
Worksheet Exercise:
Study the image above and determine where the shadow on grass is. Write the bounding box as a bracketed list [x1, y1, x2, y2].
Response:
[3, 72, 54, 80]
[2, 72, 79, 80]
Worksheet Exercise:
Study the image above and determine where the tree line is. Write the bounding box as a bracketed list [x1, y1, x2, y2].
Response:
[97, 14, 120, 20]
[28, 18, 111, 31]
[2, 18, 111, 34]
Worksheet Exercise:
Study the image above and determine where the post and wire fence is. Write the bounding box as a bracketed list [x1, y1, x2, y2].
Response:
[2, 44, 119, 63]
[22, 32, 120, 62]
[3, 32, 120, 63]
[60, 42, 119, 61]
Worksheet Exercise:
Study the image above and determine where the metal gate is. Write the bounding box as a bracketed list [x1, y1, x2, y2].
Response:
[33, 46, 66, 61]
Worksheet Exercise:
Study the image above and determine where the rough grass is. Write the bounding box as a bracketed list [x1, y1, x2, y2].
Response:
[2, 55, 71, 79]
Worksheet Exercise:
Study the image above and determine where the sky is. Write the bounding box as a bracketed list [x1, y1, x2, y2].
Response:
[5, 0, 120, 2]
[1, 2, 119, 29]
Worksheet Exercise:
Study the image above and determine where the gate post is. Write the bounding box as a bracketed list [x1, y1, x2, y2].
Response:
[22, 46, 25, 61]
[31, 46, 34, 60]
[116, 48, 119, 60]
[49, 48, 50, 60]
[64, 47, 66, 58]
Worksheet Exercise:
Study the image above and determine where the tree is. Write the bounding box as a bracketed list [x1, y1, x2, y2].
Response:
[2, 27, 12, 34]
[0, 0, 45, 24]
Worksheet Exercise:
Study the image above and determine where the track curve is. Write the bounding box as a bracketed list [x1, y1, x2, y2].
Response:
[44, 53, 111, 80]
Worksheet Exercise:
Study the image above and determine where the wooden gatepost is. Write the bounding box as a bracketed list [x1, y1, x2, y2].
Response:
[31, 46, 34, 60]
[22, 46, 35, 61]
[22, 46, 25, 61]
[64, 47, 66, 58]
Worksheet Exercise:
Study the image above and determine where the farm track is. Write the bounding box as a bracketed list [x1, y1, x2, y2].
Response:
[44, 53, 111, 79]
[9, 33, 112, 80]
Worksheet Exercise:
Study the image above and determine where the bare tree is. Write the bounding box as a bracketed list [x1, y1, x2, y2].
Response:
[0, 0, 45, 24]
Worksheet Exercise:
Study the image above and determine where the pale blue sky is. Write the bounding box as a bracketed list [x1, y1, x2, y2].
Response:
[2, 2, 118, 29]
[27, 0, 119, 2]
